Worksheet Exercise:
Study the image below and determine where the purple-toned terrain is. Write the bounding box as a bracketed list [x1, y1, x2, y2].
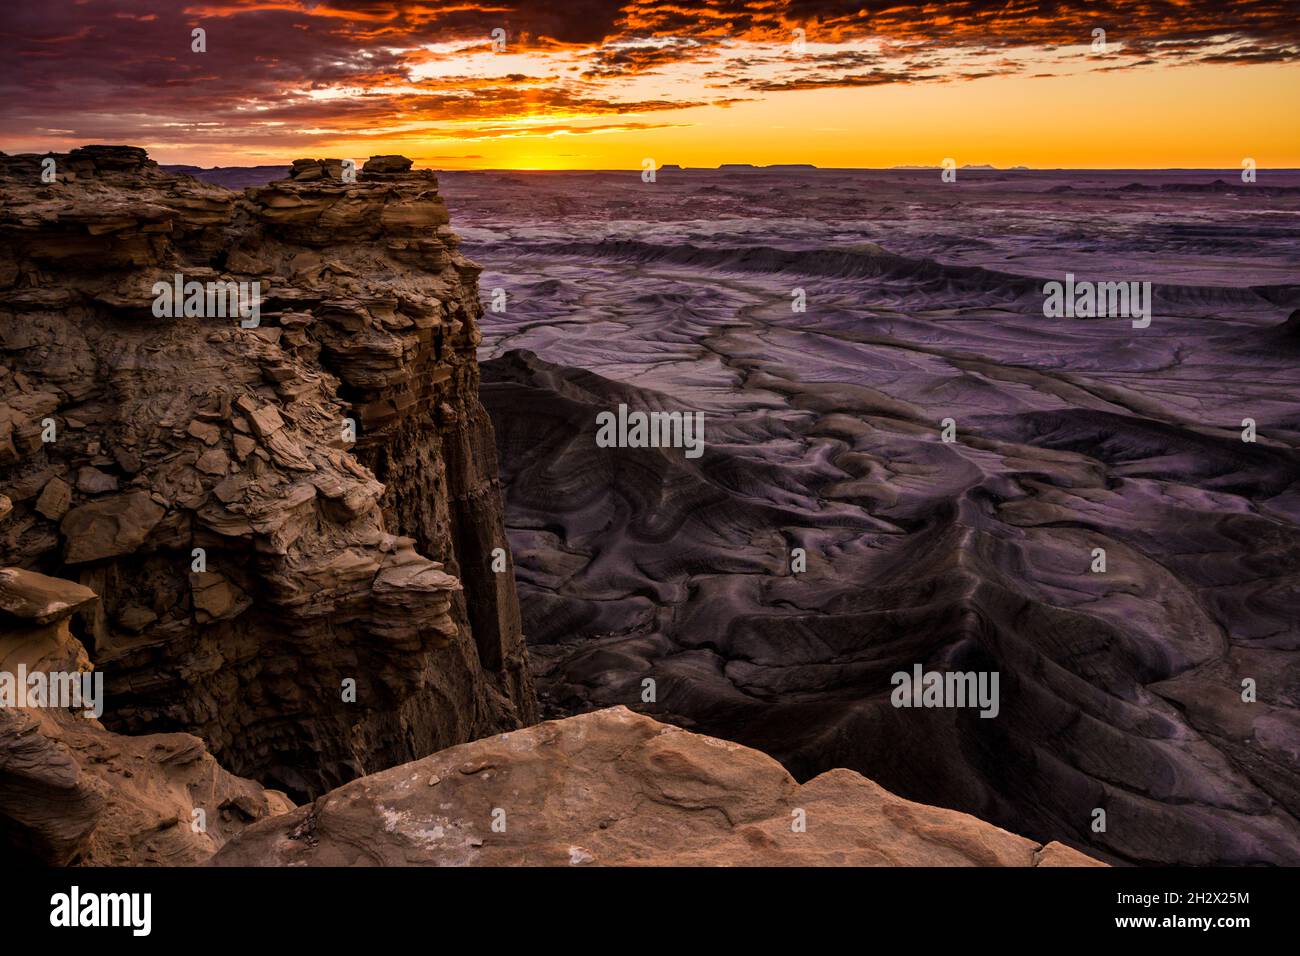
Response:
[159, 163, 1300, 865]
[437, 168, 1300, 866]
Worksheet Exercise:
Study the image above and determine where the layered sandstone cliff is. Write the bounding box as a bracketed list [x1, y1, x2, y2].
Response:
[0, 146, 535, 801]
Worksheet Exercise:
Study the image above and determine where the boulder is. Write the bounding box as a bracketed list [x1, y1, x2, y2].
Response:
[363, 155, 414, 174]
[34, 476, 71, 520]
[213, 707, 1105, 867]
[60, 491, 166, 563]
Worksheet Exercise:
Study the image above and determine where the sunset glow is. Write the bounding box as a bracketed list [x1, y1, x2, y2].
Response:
[3, 1, 1298, 168]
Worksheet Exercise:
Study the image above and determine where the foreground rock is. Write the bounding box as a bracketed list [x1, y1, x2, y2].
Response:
[0, 568, 291, 865]
[212, 706, 1102, 866]
[0, 146, 535, 800]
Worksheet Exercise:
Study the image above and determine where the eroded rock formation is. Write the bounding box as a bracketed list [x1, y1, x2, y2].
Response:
[0, 146, 536, 801]
[212, 705, 1103, 866]
[456, 169, 1300, 866]
[0, 567, 292, 864]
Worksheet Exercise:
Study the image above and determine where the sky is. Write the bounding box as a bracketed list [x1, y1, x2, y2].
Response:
[2, 0, 1297, 170]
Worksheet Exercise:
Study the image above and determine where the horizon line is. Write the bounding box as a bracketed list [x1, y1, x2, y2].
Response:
[158, 162, 1299, 174]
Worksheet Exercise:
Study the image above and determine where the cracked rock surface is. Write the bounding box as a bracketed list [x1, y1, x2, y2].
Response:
[212, 704, 1103, 866]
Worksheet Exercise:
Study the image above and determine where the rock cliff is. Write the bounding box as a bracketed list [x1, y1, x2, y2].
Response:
[0, 567, 292, 864]
[0, 146, 536, 801]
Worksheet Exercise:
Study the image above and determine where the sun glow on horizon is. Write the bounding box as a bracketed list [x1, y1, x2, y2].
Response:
[4, 3, 1297, 169]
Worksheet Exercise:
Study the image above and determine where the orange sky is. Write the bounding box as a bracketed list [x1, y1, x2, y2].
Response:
[404, 60, 1300, 171]
[3, 1, 1298, 169]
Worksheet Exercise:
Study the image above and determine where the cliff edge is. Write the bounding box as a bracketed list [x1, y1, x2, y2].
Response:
[213, 704, 1104, 866]
[0, 146, 536, 801]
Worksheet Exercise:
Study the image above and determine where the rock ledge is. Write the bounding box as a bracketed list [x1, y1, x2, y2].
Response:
[213, 705, 1104, 867]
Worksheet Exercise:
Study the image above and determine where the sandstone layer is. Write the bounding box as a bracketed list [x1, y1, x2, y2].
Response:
[0, 146, 536, 802]
[0, 567, 292, 864]
[212, 704, 1103, 866]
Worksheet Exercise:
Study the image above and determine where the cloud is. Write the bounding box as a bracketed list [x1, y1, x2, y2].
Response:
[1, 0, 1293, 159]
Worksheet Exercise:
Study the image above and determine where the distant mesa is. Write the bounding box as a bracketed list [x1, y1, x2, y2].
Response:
[1159, 178, 1235, 193]
[1109, 178, 1292, 195]
[657, 163, 684, 172]
[715, 163, 819, 171]
[889, 164, 1013, 171]
[162, 162, 289, 189]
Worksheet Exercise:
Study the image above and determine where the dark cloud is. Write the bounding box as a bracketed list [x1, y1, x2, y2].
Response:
[1199, 45, 1300, 64]
[582, 38, 711, 77]
[745, 70, 932, 91]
